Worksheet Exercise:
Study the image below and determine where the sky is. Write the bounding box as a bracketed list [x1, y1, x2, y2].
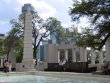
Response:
[0, 0, 89, 35]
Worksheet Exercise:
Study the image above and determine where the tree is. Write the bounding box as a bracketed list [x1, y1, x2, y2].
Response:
[67, 26, 81, 45]
[78, 28, 102, 49]
[69, 0, 110, 50]
[43, 17, 63, 43]
[4, 28, 23, 61]
[32, 17, 62, 58]
[0, 39, 7, 56]
[62, 26, 85, 46]
[10, 11, 62, 59]
[57, 28, 67, 44]
[61, 25, 101, 50]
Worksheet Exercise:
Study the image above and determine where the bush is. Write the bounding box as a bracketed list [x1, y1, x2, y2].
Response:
[16, 51, 23, 63]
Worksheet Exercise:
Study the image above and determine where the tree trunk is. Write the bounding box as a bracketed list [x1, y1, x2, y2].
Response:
[33, 45, 37, 59]
[98, 33, 110, 50]
[33, 36, 37, 59]
[34, 37, 43, 61]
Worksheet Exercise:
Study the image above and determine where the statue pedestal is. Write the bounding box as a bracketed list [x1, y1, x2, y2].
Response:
[21, 60, 36, 71]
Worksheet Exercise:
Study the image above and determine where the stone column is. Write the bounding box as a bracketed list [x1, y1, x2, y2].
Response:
[0, 59, 2, 67]
[99, 51, 104, 64]
[58, 50, 60, 63]
[80, 47, 82, 62]
[105, 37, 110, 61]
[84, 48, 87, 62]
[65, 49, 68, 61]
[91, 48, 96, 64]
[80, 47, 87, 62]
[97, 51, 104, 71]
[72, 48, 76, 62]
[1, 59, 3, 67]
[22, 4, 35, 71]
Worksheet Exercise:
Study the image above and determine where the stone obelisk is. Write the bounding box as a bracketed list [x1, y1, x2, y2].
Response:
[22, 4, 35, 71]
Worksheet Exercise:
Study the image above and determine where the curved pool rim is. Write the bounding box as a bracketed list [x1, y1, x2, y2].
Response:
[0, 71, 110, 81]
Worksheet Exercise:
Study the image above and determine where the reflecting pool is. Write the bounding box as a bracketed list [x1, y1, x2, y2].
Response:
[0, 74, 110, 83]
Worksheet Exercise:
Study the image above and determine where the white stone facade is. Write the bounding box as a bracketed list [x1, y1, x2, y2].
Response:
[45, 44, 88, 63]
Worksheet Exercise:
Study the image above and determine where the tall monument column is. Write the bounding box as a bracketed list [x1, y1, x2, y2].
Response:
[22, 4, 35, 71]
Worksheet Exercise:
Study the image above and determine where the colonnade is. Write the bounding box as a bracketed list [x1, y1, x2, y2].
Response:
[57, 47, 107, 64]
[57, 47, 87, 62]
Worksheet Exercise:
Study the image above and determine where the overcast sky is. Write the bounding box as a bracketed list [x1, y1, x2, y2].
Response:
[0, 0, 89, 35]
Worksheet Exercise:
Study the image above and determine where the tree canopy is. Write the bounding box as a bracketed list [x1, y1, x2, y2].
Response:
[3, 28, 23, 60]
[69, 0, 110, 50]
[0, 39, 7, 56]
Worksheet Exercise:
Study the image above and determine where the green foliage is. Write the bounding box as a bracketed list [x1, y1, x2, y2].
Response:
[3, 28, 23, 60]
[0, 39, 7, 56]
[63, 26, 102, 49]
[70, 0, 110, 49]
[0, 39, 3, 46]
[16, 50, 23, 63]
[76, 28, 102, 48]
[55, 27, 66, 44]
[0, 48, 7, 56]
[45, 17, 62, 33]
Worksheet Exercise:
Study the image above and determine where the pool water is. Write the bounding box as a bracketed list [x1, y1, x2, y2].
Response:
[0, 75, 109, 83]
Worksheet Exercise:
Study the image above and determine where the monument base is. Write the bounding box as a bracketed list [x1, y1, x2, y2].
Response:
[21, 60, 36, 71]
